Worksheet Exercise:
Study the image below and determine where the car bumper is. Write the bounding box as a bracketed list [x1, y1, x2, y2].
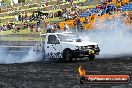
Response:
[72, 48, 100, 57]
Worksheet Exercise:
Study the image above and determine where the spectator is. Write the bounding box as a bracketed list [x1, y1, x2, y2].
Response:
[45, 2, 48, 7]
[0, 26, 2, 32]
[52, 23, 57, 32]
[64, 23, 69, 30]
[50, 23, 54, 32]
[85, 17, 90, 23]
[18, 12, 21, 21]
[21, 14, 24, 23]
[43, 19, 47, 30]
[12, 23, 16, 33]
[15, 15, 19, 22]
[15, 25, 21, 33]
[24, 12, 27, 21]
[30, 24, 34, 34]
[46, 23, 53, 33]
[34, 23, 38, 32]
[37, 26, 41, 32]
[37, 17, 42, 26]
[31, 12, 35, 20]
[42, 15, 47, 20]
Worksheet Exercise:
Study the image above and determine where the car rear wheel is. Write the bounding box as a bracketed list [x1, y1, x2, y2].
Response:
[63, 49, 73, 62]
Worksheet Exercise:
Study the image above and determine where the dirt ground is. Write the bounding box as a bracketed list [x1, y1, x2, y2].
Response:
[0, 58, 131, 88]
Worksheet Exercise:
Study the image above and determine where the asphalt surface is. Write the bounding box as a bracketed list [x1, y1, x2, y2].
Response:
[0, 58, 131, 88]
[0, 47, 132, 88]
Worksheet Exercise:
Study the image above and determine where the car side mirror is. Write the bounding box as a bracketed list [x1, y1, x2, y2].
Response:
[55, 40, 60, 44]
[76, 39, 82, 42]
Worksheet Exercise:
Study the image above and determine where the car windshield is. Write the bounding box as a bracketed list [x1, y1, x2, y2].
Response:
[57, 33, 81, 42]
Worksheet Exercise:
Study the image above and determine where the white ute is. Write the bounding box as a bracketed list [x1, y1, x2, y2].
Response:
[33, 32, 100, 61]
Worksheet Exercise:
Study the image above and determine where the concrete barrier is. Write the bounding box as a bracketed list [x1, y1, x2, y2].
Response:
[0, 41, 43, 46]
[0, 34, 40, 37]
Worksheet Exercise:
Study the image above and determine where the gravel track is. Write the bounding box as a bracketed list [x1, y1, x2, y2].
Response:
[0, 58, 131, 88]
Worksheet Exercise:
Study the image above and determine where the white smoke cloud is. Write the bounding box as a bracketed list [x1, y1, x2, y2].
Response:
[0, 16, 131, 64]
[79, 17, 132, 58]
[0, 47, 43, 64]
[57, 18, 132, 58]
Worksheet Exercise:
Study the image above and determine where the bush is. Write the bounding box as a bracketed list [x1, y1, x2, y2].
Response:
[19, 6, 29, 10]
[2, 0, 10, 4]
[29, 4, 39, 8]
[18, 0, 25, 3]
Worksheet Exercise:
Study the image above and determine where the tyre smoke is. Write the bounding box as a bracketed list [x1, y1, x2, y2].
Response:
[79, 17, 132, 58]
[0, 47, 43, 64]
[0, 16, 131, 64]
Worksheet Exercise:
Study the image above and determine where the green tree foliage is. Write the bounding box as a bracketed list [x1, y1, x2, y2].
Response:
[2, 0, 10, 4]
[18, 0, 25, 3]
[25, 0, 31, 2]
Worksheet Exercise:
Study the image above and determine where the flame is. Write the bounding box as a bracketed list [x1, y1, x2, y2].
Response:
[78, 66, 86, 76]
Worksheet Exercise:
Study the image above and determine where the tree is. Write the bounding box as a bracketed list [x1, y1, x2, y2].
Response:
[18, 0, 25, 3]
[2, 0, 10, 4]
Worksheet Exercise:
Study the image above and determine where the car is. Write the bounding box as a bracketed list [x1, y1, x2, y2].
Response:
[33, 32, 100, 61]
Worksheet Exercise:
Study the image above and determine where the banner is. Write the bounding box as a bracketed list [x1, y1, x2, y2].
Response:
[79, 13, 91, 17]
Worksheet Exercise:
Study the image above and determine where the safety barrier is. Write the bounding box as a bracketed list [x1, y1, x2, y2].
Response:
[120, 4, 132, 11]
[79, 8, 98, 17]
[79, 12, 92, 17]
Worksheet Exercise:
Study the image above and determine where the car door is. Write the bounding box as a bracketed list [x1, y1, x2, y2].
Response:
[45, 35, 62, 59]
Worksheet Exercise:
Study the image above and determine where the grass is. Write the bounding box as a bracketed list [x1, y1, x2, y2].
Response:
[0, 17, 63, 25]
[0, 29, 46, 41]
[0, 0, 88, 20]
[46, 17, 64, 23]
[0, 17, 63, 36]
[0, 9, 61, 20]
[0, 28, 46, 35]
[0, 21, 36, 25]
[0, 4, 95, 20]
[0, 0, 94, 41]
[0, 0, 86, 14]
[0, 0, 94, 37]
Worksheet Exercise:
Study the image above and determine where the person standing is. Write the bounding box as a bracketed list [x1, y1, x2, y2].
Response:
[46, 23, 51, 33]
[64, 23, 69, 31]
[21, 14, 24, 23]
[18, 12, 21, 21]
[30, 24, 34, 34]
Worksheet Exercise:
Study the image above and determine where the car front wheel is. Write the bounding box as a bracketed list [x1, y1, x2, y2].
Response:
[88, 55, 95, 61]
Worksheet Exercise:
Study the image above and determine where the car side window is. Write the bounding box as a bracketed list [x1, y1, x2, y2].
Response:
[48, 35, 59, 44]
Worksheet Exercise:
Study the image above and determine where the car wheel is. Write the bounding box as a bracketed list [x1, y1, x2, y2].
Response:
[63, 49, 73, 62]
[88, 55, 95, 61]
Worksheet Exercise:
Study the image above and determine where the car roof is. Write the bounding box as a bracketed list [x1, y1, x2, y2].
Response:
[41, 32, 74, 36]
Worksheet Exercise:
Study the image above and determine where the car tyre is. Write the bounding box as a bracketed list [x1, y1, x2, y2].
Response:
[88, 55, 95, 61]
[63, 49, 73, 62]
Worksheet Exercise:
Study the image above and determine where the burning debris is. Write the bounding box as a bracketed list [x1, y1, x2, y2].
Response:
[78, 66, 86, 76]
[78, 66, 87, 84]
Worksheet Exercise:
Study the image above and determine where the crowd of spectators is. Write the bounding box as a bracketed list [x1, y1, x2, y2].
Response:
[0, 10, 61, 33]
[0, 0, 124, 34]
[0, 0, 80, 33]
